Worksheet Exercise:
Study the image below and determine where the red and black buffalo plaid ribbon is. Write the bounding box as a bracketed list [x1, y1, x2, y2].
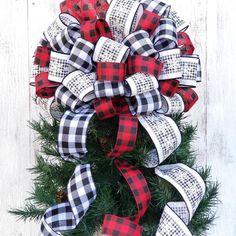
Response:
[97, 62, 126, 82]
[177, 32, 195, 55]
[102, 159, 151, 236]
[35, 72, 60, 98]
[60, 0, 109, 22]
[177, 87, 199, 112]
[127, 55, 163, 78]
[80, 19, 112, 43]
[136, 10, 161, 36]
[159, 79, 180, 97]
[34, 46, 51, 67]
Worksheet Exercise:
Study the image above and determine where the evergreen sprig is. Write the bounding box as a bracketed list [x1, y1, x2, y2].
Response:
[10, 113, 219, 236]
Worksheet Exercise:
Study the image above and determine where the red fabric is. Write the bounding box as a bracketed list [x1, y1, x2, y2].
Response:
[159, 79, 180, 97]
[102, 215, 142, 236]
[80, 19, 112, 43]
[177, 32, 195, 55]
[35, 72, 60, 98]
[60, 0, 81, 21]
[136, 10, 160, 36]
[102, 159, 151, 236]
[34, 46, 51, 67]
[97, 62, 126, 81]
[177, 87, 198, 112]
[93, 98, 117, 120]
[127, 55, 163, 79]
[60, 0, 109, 22]
[107, 105, 138, 158]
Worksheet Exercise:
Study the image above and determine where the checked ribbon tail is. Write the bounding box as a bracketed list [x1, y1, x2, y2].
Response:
[40, 164, 97, 236]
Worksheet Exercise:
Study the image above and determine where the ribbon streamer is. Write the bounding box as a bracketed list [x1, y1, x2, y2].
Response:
[30, 0, 204, 235]
[40, 164, 97, 236]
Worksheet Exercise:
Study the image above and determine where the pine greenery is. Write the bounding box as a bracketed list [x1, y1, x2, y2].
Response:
[10, 112, 219, 236]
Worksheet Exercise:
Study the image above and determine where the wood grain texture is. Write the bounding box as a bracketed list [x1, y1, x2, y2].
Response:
[0, 0, 235, 235]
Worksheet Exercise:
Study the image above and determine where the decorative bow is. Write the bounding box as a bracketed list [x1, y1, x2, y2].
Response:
[30, 0, 205, 235]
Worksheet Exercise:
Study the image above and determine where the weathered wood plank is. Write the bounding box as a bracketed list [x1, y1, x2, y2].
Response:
[166, 0, 208, 164]
[206, 1, 236, 235]
[0, 0, 37, 235]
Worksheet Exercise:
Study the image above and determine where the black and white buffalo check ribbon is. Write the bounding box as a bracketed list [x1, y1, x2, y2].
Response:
[58, 106, 95, 161]
[155, 164, 206, 236]
[40, 164, 97, 236]
[141, 0, 170, 17]
[152, 18, 178, 51]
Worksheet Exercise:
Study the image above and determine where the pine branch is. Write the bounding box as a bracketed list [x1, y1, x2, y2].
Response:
[9, 202, 45, 222]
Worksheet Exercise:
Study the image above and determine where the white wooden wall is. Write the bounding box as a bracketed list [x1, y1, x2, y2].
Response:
[0, 0, 235, 235]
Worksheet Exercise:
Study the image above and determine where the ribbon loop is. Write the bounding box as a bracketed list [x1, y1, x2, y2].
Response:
[169, 10, 189, 32]
[44, 13, 79, 43]
[176, 87, 199, 112]
[141, 0, 170, 17]
[48, 51, 73, 83]
[68, 37, 95, 73]
[178, 32, 195, 55]
[106, 0, 143, 42]
[51, 23, 81, 53]
[55, 85, 82, 112]
[158, 48, 182, 80]
[97, 62, 126, 82]
[93, 36, 130, 63]
[34, 46, 51, 67]
[179, 55, 201, 87]
[35, 72, 59, 98]
[125, 72, 159, 97]
[138, 112, 181, 164]
[152, 18, 178, 51]
[63, 70, 96, 102]
[127, 55, 163, 79]
[94, 81, 126, 98]
[136, 10, 161, 35]
[159, 79, 180, 97]
[159, 94, 185, 115]
[126, 89, 162, 115]
[40, 164, 97, 236]
[123, 30, 157, 57]
[58, 106, 95, 160]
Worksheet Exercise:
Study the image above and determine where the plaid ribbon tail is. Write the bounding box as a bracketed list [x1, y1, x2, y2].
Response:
[58, 106, 95, 161]
[102, 159, 151, 236]
[107, 103, 138, 158]
[40, 164, 97, 236]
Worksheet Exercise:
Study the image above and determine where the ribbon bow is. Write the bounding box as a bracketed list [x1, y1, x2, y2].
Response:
[30, 0, 205, 235]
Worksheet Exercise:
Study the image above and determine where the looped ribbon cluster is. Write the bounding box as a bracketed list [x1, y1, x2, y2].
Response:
[30, 0, 205, 235]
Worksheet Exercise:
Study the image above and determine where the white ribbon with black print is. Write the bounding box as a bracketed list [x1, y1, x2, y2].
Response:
[48, 52, 74, 83]
[63, 70, 96, 102]
[44, 13, 80, 45]
[179, 55, 202, 87]
[155, 164, 206, 236]
[158, 94, 185, 115]
[169, 10, 189, 32]
[40, 164, 97, 236]
[139, 112, 182, 164]
[105, 0, 144, 42]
